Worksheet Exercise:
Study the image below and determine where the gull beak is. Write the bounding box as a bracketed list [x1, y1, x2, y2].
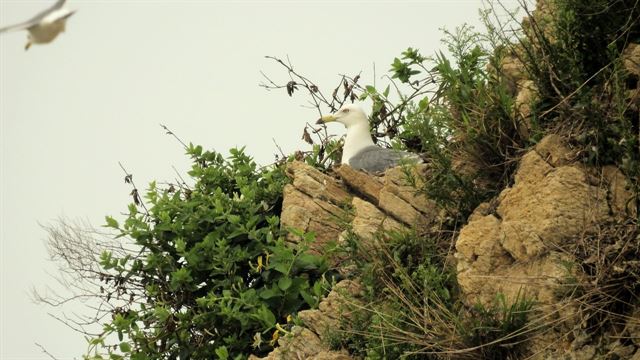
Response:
[316, 114, 337, 125]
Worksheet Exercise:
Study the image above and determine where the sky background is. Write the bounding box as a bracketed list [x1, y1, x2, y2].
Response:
[1, 0, 526, 358]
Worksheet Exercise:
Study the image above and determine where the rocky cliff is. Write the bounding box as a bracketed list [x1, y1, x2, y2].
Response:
[254, 134, 638, 359]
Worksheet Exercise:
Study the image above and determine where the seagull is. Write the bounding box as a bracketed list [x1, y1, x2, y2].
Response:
[0, 0, 76, 50]
[316, 104, 423, 173]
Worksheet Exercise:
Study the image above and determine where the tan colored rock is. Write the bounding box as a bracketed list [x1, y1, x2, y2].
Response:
[281, 185, 350, 252]
[603, 165, 638, 218]
[247, 326, 319, 360]
[350, 197, 403, 243]
[317, 280, 363, 316]
[509, 149, 553, 189]
[496, 136, 609, 261]
[296, 308, 332, 341]
[254, 281, 361, 360]
[335, 165, 383, 202]
[456, 134, 612, 306]
[309, 353, 352, 360]
[569, 344, 596, 360]
[281, 162, 353, 251]
[499, 165, 609, 260]
[515, 80, 538, 117]
[337, 163, 435, 226]
[383, 165, 437, 217]
[456, 215, 512, 274]
[625, 44, 640, 110]
[286, 161, 351, 205]
[249, 326, 350, 360]
[523, 0, 559, 44]
[513, 80, 539, 138]
[378, 188, 425, 226]
[623, 43, 640, 76]
[298, 280, 362, 341]
[534, 133, 576, 167]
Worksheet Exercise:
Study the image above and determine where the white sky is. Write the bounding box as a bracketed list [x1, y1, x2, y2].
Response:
[1, 0, 526, 358]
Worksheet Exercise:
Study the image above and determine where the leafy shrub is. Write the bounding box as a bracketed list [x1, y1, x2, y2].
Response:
[86, 146, 331, 360]
[357, 24, 525, 222]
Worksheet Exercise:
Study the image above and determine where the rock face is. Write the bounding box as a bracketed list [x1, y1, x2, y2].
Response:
[249, 280, 362, 360]
[455, 134, 634, 305]
[264, 162, 437, 360]
[269, 133, 637, 359]
[280, 161, 353, 253]
[248, 326, 351, 360]
[281, 161, 436, 251]
[454, 134, 637, 358]
[623, 43, 640, 111]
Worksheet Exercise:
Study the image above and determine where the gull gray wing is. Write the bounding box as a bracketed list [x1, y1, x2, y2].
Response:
[0, 0, 67, 33]
[0, 20, 37, 33]
[348, 145, 422, 173]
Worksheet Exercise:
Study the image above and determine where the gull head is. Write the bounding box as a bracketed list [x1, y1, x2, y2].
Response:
[316, 104, 368, 129]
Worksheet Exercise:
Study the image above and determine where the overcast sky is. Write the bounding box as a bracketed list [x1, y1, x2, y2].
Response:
[1, 0, 525, 358]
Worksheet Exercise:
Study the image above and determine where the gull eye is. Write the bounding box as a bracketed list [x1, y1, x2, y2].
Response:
[342, 108, 350, 113]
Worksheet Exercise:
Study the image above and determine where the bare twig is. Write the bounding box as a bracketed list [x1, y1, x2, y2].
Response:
[118, 162, 149, 215]
[35, 343, 60, 360]
[160, 124, 188, 150]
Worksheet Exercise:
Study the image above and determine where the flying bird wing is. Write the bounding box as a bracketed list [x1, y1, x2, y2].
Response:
[0, 0, 67, 33]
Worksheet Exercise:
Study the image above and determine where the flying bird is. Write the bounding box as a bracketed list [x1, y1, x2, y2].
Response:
[0, 0, 76, 50]
[316, 104, 423, 173]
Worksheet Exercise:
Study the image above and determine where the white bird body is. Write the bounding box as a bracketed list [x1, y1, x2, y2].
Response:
[317, 104, 423, 172]
[0, 0, 75, 50]
[341, 119, 375, 165]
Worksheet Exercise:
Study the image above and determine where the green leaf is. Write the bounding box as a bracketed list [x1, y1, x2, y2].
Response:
[278, 277, 292, 291]
[300, 289, 317, 307]
[119, 342, 131, 353]
[215, 346, 229, 360]
[419, 97, 430, 111]
[259, 286, 282, 299]
[104, 216, 119, 229]
[255, 305, 276, 327]
[175, 238, 186, 254]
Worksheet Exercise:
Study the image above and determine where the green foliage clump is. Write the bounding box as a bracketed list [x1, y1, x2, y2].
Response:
[88, 146, 330, 360]
[359, 24, 526, 221]
[356, 0, 640, 221]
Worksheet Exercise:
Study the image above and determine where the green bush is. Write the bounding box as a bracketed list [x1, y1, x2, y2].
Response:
[358, 25, 525, 222]
[86, 146, 330, 360]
